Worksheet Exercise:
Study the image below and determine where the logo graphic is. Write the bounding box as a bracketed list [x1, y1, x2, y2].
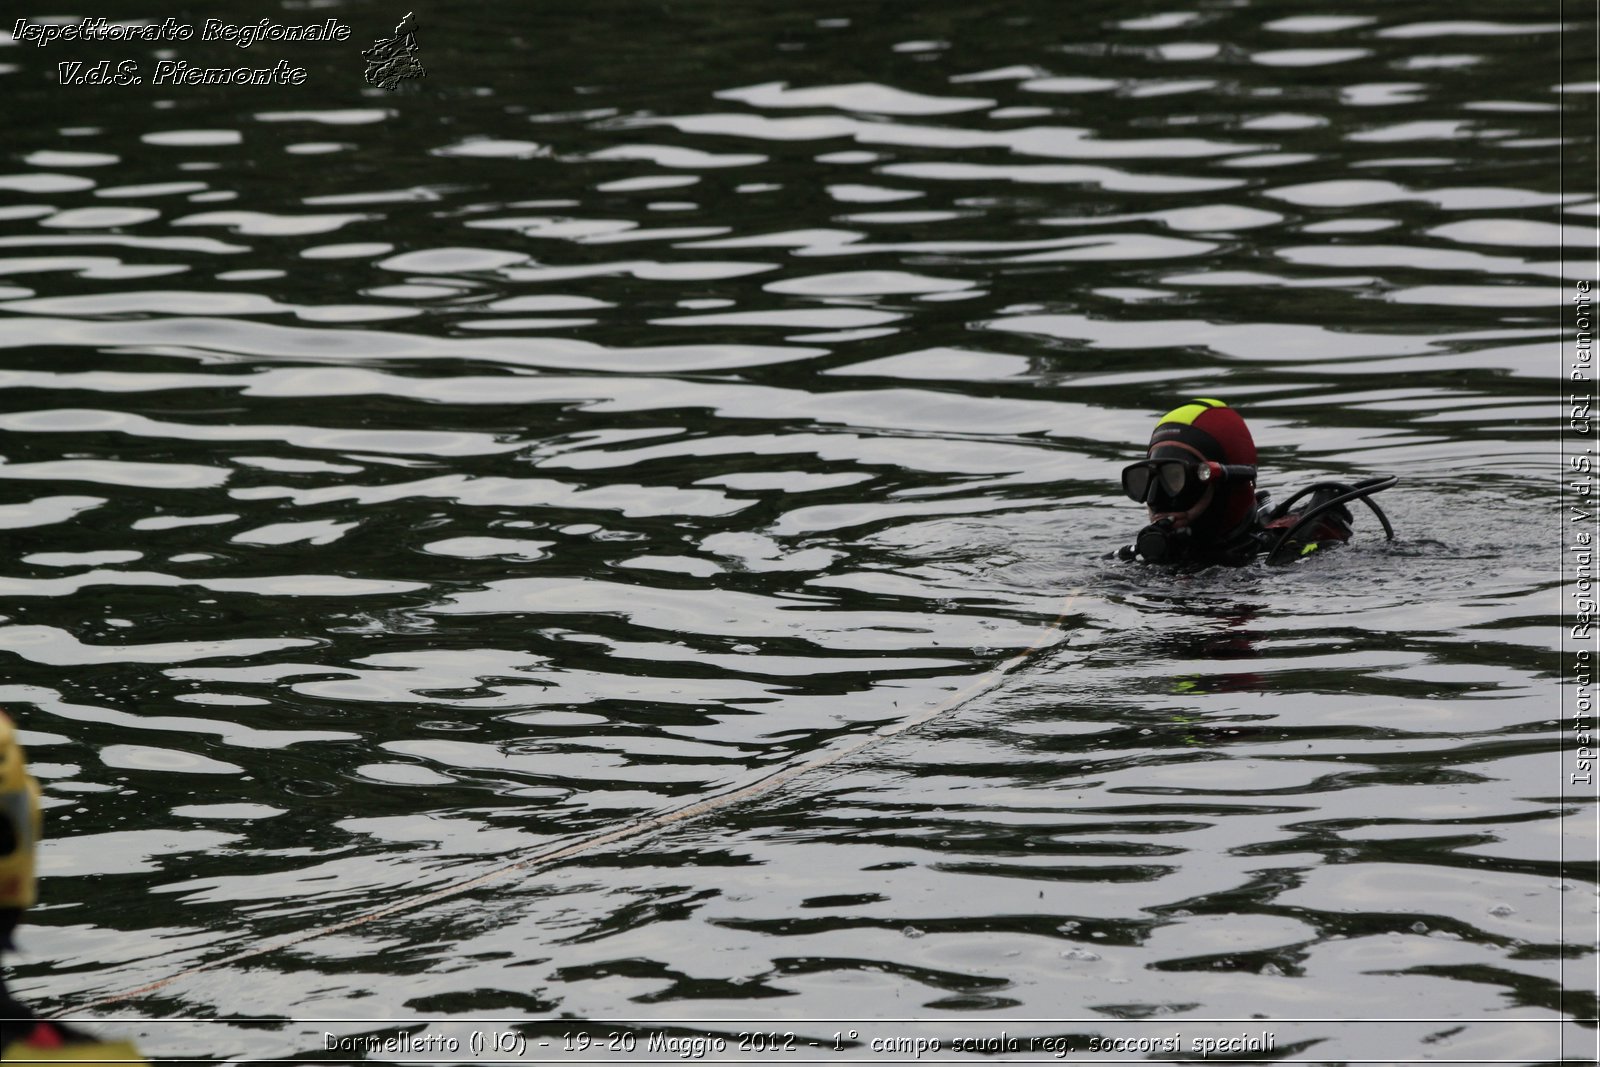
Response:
[363, 12, 425, 91]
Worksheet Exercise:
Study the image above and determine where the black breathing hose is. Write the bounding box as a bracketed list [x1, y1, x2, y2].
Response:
[1265, 476, 1398, 564]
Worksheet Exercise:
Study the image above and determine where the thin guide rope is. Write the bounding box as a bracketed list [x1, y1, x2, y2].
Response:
[60, 592, 1078, 1014]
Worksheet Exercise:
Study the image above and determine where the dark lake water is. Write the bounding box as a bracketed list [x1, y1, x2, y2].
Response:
[1, 0, 1595, 1062]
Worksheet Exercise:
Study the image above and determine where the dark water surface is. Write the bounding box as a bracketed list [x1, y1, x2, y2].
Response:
[1, 0, 1595, 1061]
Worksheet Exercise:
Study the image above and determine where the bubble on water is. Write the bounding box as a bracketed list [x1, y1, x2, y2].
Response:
[1410, 921, 1429, 934]
[902, 925, 925, 939]
[1488, 903, 1515, 917]
[1057, 921, 1080, 933]
[731, 643, 759, 653]
[1061, 948, 1101, 962]
[1260, 962, 1285, 977]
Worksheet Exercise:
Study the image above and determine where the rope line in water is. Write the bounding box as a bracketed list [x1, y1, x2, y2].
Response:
[60, 592, 1078, 1014]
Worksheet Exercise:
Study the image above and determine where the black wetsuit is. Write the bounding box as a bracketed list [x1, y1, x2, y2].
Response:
[0, 910, 94, 1052]
[1, 978, 91, 1052]
[1117, 489, 1358, 566]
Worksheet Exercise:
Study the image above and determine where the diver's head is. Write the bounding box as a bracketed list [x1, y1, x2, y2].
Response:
[1122, 399, 1257, 560]
[0, 709, 41, 950]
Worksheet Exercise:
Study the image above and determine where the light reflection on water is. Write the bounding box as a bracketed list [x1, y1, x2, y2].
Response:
[0, 0, 1590, 1060]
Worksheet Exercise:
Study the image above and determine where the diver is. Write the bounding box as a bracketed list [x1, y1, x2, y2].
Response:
[1116, 398, 1395, 566]
[1, 710, 148, 1064]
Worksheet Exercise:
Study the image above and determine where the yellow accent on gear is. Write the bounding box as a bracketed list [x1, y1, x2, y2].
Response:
[0, 1037, 149, 1064]
[0, 710, 41, 910]
[1158, 398, 1227, 426]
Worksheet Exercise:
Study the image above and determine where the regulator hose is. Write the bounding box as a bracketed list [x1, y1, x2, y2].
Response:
[1265, 476, 1397, 564]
